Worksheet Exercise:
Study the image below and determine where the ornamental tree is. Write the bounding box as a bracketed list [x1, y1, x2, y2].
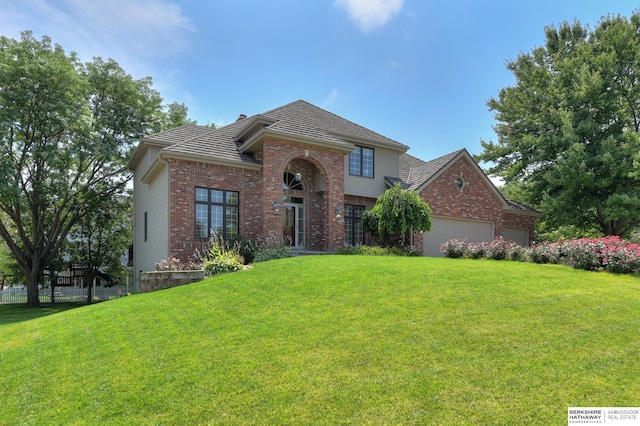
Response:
[476, 14, 640, 237]
[0, 32, 172, 307]
[361, 183, 432, 247]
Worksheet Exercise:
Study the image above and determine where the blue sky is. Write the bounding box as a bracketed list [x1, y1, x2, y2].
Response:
[1, 0, 637, 165]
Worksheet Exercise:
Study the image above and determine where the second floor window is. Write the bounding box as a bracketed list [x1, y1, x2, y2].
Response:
[349, 146, 374, 178]
[195, 188, 239, 240]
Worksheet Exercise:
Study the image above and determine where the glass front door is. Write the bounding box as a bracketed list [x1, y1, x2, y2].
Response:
[283, 198, 305, 248]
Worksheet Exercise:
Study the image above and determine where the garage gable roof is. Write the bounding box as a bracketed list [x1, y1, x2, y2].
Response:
[400, 149, 541, 216]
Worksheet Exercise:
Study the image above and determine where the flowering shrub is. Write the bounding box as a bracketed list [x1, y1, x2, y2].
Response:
[155, 257, 186, 271]
[599, 237, 640, 274]
[439, 235, 640, 276]
[483, 238, 510, 260]
[439, 239, 467, 258]
[565, 238, 606, 270]
[466, 242, 486, 259]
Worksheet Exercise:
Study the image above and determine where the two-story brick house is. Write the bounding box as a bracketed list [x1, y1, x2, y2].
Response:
[129, 100, 539, 285]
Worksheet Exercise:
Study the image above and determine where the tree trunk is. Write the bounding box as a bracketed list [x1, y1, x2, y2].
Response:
[26, 271, 41, 308]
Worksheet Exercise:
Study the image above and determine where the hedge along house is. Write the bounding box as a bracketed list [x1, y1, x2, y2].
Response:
[129, 100, 540, 284]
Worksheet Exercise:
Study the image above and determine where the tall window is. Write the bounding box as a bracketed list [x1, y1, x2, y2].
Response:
[344, 205, 365, 246]
[195, 188, 239, 240]
[349, 146, 374, 178]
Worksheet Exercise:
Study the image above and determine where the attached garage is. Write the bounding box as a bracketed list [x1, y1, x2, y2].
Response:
[503, 227, 529, 247]
[423, 217, 494, 257]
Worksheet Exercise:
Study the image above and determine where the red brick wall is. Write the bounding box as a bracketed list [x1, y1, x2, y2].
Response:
[415, 156, 536, 246]
[167, 159, 263, 262]
[419, 157, 504, 226]
[261, 137, 346, 251]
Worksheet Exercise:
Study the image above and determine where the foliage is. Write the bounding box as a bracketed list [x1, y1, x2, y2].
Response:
[361, 183, 432, 247]
[155, 257, 185, 271]
[476, 14, 640, 237]
[201, 235, 243, 276]
[251, 240, 293, 263]
[0, 32, 182, 306]
[65, 191, 132, 282]
[155, 101, 196, 130]
[1, 257, 639, 424]
[441, 236, 640, 275]
[336, 245, 418, 256]
[439, 239, 468, 258]
[236, 240, 258, 264]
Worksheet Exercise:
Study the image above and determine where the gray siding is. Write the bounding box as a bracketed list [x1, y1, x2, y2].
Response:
[133, 147, 169, 290]
[344, 146, 399, 198]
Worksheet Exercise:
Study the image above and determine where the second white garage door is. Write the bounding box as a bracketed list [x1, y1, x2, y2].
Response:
[423, 217, 494, 257]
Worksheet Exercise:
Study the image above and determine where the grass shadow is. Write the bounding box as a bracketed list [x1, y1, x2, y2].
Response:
[0, 303, 88, 326]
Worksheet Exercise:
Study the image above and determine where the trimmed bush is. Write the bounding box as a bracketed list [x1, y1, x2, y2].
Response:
[252, 241, 293, 263]
[440, 235, 640, 276]
[440, 239, 467, 258]
[337, 245, 418, 256]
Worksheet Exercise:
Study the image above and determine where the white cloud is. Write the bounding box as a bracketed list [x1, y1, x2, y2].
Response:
[323, 89, 340, 107]
[0, 0, 196, 78]
[335, 0, 404, 33]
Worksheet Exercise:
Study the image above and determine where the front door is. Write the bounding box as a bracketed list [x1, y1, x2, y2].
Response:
[283, 197, 305, 248]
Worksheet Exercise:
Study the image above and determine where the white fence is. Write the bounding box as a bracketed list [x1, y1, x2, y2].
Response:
[0, 285, 131, 304]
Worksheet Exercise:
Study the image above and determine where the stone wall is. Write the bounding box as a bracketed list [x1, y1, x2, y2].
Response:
[140, 270, 205, 293]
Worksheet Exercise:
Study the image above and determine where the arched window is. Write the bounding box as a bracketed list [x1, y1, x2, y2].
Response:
[283, 172, 303, 190]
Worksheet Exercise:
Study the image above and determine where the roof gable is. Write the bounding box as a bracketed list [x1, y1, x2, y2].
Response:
[130, 100, 410, 171]
[236, 100, 409, 153]
[400, 149, 540, 215]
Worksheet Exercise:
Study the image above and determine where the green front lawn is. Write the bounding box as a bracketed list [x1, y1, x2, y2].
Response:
[1, 256, 638, 425]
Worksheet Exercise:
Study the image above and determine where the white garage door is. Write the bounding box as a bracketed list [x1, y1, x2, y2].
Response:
[503, 227, 528, 247]
[423, 217, 494, 257]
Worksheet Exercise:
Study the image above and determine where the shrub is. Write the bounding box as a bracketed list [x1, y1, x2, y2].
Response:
[506, 242, 526, 262]
[155, 257, 185, 271]
[252, 240, 293, 263]
[484, 238, 509, 260]
[440, 239, 468, 258]
[236, 240, 259, 264]
[337, 245, 417, 256]
[202, 235, 243, 276]
[565, 238, 605, 271]
[466, 242, 486, 259]
[442, 235, 640, 276]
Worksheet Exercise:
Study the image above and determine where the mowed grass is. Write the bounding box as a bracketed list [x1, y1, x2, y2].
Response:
[1, 256, 639, 425]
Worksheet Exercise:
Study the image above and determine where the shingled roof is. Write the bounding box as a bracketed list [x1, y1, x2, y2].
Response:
[400, 150, 463, 191]
[133, 100, 409, 169]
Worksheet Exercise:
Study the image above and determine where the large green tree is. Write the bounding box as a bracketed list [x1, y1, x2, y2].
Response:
[0, 32, 168, 307]
[476, 14, 640, 237]
[64, 188, 133, 302]
[361, 183, 432, 247]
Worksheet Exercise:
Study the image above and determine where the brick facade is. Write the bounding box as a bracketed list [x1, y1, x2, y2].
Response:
[261, 137, 346, 251]
[415, 156, 535, 245]
[167, 137, 348, 262]
[167, 159, 263, 262]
